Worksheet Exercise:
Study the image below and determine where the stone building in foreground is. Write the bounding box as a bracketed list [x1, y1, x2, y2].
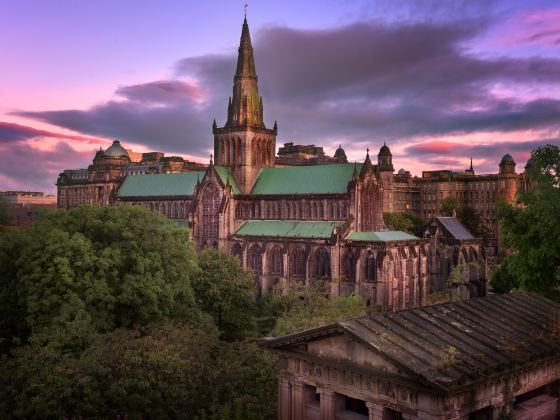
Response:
[262, 292, 560, 419]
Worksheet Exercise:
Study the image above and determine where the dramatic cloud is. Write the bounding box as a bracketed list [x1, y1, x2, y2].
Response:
[11, 15, 560, 177]
[0, 121, 104, 144]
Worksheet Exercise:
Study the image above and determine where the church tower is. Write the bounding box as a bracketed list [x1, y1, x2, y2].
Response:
[213, 17, 277, 193]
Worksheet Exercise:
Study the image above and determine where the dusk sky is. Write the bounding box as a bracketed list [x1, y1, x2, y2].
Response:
[2, 0, 560, 193]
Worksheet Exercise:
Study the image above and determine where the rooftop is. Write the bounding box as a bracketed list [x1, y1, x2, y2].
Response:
[251, 163, 360, 195]
[261, 292, 560, 393]
[117, 171, 205, 198]
[235, 220, 343, 239]
[345, 231, 419, 242]
[436, 216, 475, 240]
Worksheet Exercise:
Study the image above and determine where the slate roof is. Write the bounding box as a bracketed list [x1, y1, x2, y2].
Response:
[235, 220, 343, 239]
[261, 292, 560, 393]
[250, 164, 360, 195]
[345, 231, 419, 242]
[118, 172, 205, 198]
[436, 217, 474, 240]
[214, 166, 242, 195]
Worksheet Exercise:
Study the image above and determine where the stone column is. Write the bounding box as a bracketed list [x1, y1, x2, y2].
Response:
[291, 381, 305, 420]
[279, 377, 292, 420]
[319, 388, 336, 420]
[366, 401, 384, 420]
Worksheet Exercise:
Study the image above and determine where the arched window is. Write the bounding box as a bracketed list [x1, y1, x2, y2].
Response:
[160, 203, 166, 215]
[180, 203, 185, 219]
[155, 203, 159, 212]
[305, 203, 311, 219]
[314, 248, 330, 278]
[270, 246, 283, 276]
[202, 183, 220, 238]
[167, 203, 172, 218]
[342, 249, 357, 282]
[365, 251, 377, 282]
[312, 202, 318, 219]
[319, 202, 324, 219]
[173, 203, 178, 219]
[248, 244, 263, 276]
[254, 202, 260, 218]
[285, 202, 291, 219]
[235, 203, 244, 219]
[231, 243, 243, 261]
[249, 202, 256, 218]
[149, 202, 154, 212]
[291, 247, 306, 278]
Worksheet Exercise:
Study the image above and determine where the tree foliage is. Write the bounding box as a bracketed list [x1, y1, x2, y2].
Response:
[262, 281, 375, 336]
[193, 248, 256, 340]
[440, 196, 459, 217]
[494, 145, 560, 300]
[0, 205, 204, 349]
[0, 323, 276, 420]
[383, 212, 426, 236]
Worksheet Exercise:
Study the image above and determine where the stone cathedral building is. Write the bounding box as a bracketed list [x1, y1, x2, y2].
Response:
[56, 17, 491, 311]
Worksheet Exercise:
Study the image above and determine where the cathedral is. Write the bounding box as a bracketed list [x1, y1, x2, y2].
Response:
[57, 17, 494, 311]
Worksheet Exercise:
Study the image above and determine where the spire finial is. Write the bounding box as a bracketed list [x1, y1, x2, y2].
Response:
[469, 156, 473, 172]
[366, 148, 370, 155]
[244, 3, 248, 19]
[209, 153, 213, 165]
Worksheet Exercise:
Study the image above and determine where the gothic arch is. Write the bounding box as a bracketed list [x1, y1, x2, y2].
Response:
[364, 251, 377, 282]
[270, 246, 283, 276]
[231, 243, 243, 261]
[342, 249, 357, 282]
[290, 246, 306, 278]
[314, 247, 330, 279]
[202, 182, 220, 239]
[248, 244, 263, 276]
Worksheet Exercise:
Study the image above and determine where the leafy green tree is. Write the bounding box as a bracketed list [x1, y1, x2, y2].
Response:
[440, 196, 459, 217]
[265, 281, 375, 336]
[0, 196, 10, 226]
[496, 145, 560, 300]
[193, 249, 257, 340]
[0, 323, 277, 420]
[383, 212, 427, 237]
[383, 212, 413, 233]
[0, 205, 205, 349]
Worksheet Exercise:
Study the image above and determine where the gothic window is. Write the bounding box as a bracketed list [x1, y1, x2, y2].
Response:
[231, 243, 243, 261]
[291, 247, 306, 278]
[342, 249, 357, 282]
[149, 202, 154, 212]
[180, 203, 185, 219]
[155, 203, 159, 212]
[312, 202, 318, 219]
[167, 203, 172, 218]
[286, 202, 291, 219]
[160, 203, 166, 215]
[314, 248, 330, 278]
[202, 183, 220, 238]
[270, 246, 283, 276]
[235, 203, 244, 219]
[173, 203, 178, 219]
[276, 202, 281, 219]
[249, 203, 255, 218]
[248, 244, 263, 275]
[365, 251, 377, 282]
[305, 202, 311, 219]
[254, 202, 260, 218]
[319, 202, 324, 219]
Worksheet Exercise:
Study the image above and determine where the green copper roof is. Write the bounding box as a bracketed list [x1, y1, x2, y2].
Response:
[235, 220, 343, 238]
[118, 171, 206, 198]
[214, 166, 242, 195]
[345, 231, 419, 242]
[251, 163, 360, 195]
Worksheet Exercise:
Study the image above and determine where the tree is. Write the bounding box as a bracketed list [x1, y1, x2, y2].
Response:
[193, 249, 256, 340]
[263, 281, 376, 336]
[383, 212, 427, 237]
[383, 212, 413, 233]
[0, 323, 277, 420]
[440, 196, 459, 217]
[495, 145, 560, 300]
[0, 205, 205, 349]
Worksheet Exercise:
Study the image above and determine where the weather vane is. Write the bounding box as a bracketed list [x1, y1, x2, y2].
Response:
[244, 3, 248, 18]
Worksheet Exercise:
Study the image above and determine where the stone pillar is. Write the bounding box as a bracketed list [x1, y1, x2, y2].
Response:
[279, 377, 292, 420]
[291, 381, 305, 420]
[366, 401, 384, 420]
[319, 388, 336, 420]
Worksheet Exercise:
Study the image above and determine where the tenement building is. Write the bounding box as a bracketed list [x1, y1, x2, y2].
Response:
[57, 17, 494, 310]
[262, 292, 560, 419]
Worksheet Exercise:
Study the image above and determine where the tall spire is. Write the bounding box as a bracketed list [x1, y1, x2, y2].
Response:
[225, 17, 264, 128]
[469, 157, 474, 172]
